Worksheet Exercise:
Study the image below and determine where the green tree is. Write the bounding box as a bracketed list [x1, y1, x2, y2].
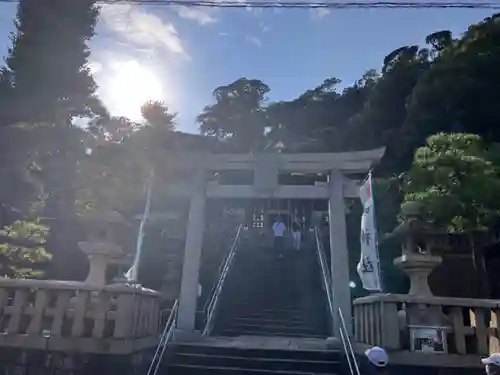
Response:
[0, 220, 51, 278]
[141, 101, 176, 131]
[0, 68, 15, 127]
[198, 78, 270, 152]
[0, 0, 110, 279]
[425, 30, 453, 55]
[0, 123, 56, 278]
[404, 133, 500, 232]
[266, 73, 378, 153]
[103, 116, 137, 142]
[343, 45, 431, 173]
[5, 0, 106, 124]
[16, 123, 95, 280]
[267, 78, 342, 152]
[404, 14, 500, 149]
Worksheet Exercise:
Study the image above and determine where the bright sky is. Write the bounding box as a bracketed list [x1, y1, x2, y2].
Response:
[0, 2, 495, 132]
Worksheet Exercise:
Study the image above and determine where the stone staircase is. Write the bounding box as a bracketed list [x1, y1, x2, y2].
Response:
[166, 343, 344, 375]
[213, 235, 329, 338]
[160, 234, 343, 375]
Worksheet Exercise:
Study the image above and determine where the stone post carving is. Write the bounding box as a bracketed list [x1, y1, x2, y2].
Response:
[389, 201, 442, 296]
[78, 210, 124, 287]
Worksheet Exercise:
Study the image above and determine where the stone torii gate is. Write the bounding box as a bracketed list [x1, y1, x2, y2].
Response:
[166, 148, 385, 336]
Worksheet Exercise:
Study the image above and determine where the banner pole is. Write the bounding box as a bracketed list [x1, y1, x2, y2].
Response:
[369, 170, 384, 293]
[125, 169, 154, 284]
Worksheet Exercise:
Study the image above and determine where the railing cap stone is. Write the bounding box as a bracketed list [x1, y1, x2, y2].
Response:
[353, 293, 500, 308]
[0, 278, 161, 296]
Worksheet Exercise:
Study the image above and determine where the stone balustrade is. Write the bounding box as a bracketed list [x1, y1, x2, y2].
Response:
[0, 279, 162, 354]
[354, 294, 500, 356]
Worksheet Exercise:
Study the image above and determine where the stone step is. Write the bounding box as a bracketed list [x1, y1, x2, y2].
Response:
[232, 311, 306, 320]
[232, 317, 307, 325]
[218, 329, 326, 339]
[173, 353, 338, 374]
[174, 344, 340, 362]
[238, 307, 303, 314]
[240, 303, 299, 310]
[226, 323, 324, 336]
[168, 363, 336, 375]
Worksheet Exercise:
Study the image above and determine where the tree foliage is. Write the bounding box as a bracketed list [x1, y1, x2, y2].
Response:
[141, 101, 176, 131]
[198, 78, 269, 152]
[404, 14, 500, 146]
[4, 0, 106, 124]
[404, 133, 500, 232]
[0, 220, 51, 278]
[0, 0, 106, 279]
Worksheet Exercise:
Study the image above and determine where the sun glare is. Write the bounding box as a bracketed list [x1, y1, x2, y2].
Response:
[102, 60, 166, 121]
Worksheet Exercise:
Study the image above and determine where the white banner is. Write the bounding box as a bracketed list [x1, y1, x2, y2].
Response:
[356, 172, 381, 291]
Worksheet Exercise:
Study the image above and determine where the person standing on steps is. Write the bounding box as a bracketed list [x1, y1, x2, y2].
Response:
[272, 216, 286, 257]
[291, 218, 301, 251]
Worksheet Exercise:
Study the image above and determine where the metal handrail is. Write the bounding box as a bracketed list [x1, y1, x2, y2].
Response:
[203, 224, 243, 336]
[338, 308, 361, 375]
[314, 227, 360, 375]
[203, 225, 241, 314]
[314, 226, 334, 318]
[146, 299, 179, 375]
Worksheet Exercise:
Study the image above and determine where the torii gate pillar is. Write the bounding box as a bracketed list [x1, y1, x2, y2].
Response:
[328, 170, 352, 335]
[177, 169, 206, 331]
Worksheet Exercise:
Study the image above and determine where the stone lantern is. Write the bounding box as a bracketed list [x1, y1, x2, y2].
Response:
[389, 201, 443, 296]
[387, 201, 450, 352]
[78, 210, 125, 287]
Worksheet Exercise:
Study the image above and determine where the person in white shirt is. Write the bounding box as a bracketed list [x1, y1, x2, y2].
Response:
[272, 216, 286, 256]
[291, 219, 301, 251]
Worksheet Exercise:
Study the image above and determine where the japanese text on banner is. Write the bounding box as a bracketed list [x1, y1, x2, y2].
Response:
[356, 173, 381, 291]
